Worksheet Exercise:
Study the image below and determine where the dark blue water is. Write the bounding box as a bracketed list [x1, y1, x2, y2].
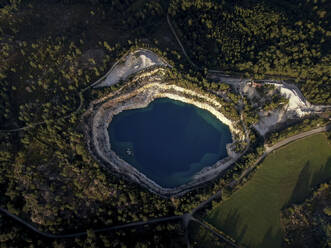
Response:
[108, 98, 232, 188]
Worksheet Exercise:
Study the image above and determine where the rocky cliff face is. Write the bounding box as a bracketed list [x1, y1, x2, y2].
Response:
[83, 74, 245, 197]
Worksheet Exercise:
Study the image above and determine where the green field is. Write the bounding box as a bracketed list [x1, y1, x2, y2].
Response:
[206, 133, 331, 248]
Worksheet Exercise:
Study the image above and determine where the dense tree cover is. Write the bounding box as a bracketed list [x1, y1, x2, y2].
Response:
[0, 77, 190, 247]
[0, 1, 249, 246]
[1, 105, 185, 227]
[0, 213, 185, 248]
[1, 0, 329, 247]
[281, 181, 331, 248]
[0, 62, 249, 246]
[169, 0, 331, 104]
[0, 1, 192, 247]
[165, 70, 242, 122]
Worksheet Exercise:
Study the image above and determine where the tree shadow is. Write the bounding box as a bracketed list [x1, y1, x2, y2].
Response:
[221, 208, 248, 242]
[207, 157, 331, 248]
[288, 157, 331, 206]
[221, 208, 241, 233]
[210, 208, 248, 245]
[288, 161, 312, 204]
[311, 156, 331, 186]
[236, 224, 248, 244]
[244, 226, 281, 248]
[258, 226, 281, 248]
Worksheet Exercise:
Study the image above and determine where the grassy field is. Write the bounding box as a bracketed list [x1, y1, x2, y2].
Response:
[206, 133, 331, 248]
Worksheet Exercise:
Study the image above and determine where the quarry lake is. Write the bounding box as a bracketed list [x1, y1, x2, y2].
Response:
[108, 98, 232, 188]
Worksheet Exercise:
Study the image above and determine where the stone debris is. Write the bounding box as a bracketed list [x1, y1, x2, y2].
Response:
[83, 76, 245, 197]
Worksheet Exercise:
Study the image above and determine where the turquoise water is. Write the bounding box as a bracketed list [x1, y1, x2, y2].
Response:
[108, 98, 232, 188]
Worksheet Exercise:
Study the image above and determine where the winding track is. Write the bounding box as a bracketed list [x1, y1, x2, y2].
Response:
[0, 78, 94, 133]
[265, 125, 331, 152]
[0, 125, 329, 247]
[166, 14, 307, 82]
[2, 16, 329, 133]
[0, 206, 181, 239]
[229, 124, 331, 188]
[0, 13, 330, 248]
[0, 52, 122, 133]
[191, 217, 240, 248]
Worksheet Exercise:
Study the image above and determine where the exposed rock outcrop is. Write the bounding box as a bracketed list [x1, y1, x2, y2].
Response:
[83, 71, 246, 197]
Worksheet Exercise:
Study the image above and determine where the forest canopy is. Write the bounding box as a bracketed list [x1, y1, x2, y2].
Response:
[169, 0, 331, 104]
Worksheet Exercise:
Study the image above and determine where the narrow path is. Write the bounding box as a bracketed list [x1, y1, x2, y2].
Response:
[0, 124, 329, 242]
[0, 207, 181, 239]
[0, 56, 117, 133]
[190, 217, 240, 248]
[0, 50, 175, 133]
[191, 191, 222, 217]
[230, 124, 331, 188]
[182, 213, 191, 248]
[166, 14, 200, 71]
[0, 85, 89, 133]
[265, 124, 331, 152]
[1, 13, 330, 245]
[166, 14, 305, 82]
[189, 124, 331, 245]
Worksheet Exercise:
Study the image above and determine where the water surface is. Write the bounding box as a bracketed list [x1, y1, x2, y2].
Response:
[108, 98, 232, 188]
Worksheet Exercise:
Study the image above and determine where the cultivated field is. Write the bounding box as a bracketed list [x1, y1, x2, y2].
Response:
[206, 133, 331, 248]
